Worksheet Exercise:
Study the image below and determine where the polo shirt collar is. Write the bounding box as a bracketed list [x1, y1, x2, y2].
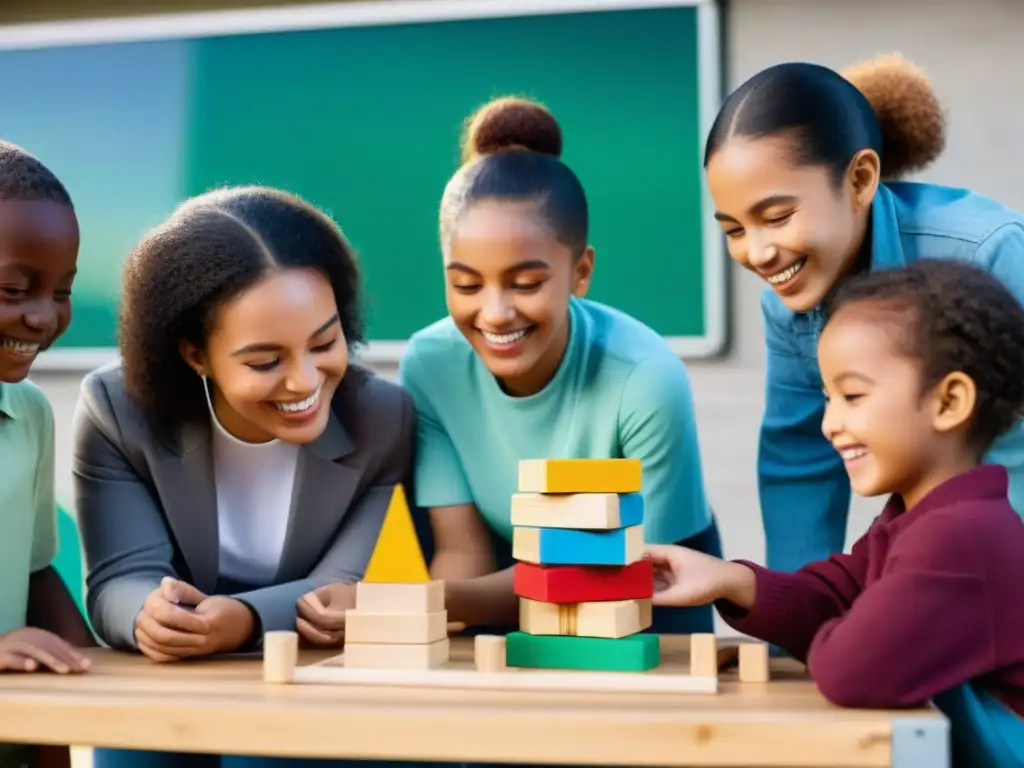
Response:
[0, 383, 18, 419]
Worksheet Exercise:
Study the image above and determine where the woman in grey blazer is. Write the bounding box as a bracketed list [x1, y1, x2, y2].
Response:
[73, 186, 419, 768]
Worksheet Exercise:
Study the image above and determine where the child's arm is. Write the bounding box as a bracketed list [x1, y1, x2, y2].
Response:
[28, 396, 94, 646]
[646, 533, 870, 661]
[26, 568, 94, 647]
[804, 512, 995, 709]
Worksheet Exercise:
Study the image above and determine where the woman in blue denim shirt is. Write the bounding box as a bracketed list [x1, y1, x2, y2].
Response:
[703, 53, 1024, 574]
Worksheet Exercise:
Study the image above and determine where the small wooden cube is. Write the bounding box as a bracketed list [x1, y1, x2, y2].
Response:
[689, 633, 718, 678]
[739, 642, 770, 682]
[263, 630, 298, 683]
[474, 635, 506, 672]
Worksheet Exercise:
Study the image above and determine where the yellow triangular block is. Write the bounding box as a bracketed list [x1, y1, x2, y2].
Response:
[362, 484, 431, 583]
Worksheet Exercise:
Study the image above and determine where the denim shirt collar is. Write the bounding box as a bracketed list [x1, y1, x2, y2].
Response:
[870, 183, 908, 272]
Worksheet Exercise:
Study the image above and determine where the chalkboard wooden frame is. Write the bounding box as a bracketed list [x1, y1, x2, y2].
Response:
[0, 0, 726, 369]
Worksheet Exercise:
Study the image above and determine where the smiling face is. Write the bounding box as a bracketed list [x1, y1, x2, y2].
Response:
[0, 199, 79, 382]
[818, 305, 976, 509]
[444, 199, 593, 396]
[181, 267, 349, 444]
[706, 135, 877, 312]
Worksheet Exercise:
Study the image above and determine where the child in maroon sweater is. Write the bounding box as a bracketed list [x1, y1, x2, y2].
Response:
[646, 258, 1024, 766]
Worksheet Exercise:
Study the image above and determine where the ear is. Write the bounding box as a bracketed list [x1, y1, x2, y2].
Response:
[847, 149, 881, 212]
[179, 339, 208, 378]
[571, 246, 595, 298]
[930, 371, 976, 434]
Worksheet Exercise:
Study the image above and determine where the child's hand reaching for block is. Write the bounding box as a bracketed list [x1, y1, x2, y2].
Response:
[0, 627, 91, 674]
[643, 544, 757, 611]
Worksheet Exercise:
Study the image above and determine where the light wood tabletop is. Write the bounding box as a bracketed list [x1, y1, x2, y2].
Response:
[0, 636, 949, 767]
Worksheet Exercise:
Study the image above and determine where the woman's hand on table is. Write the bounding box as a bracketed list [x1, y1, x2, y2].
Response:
[0, 627, 91, 674]
[296, 583, 355, 647]
[134, 577, 255, 661]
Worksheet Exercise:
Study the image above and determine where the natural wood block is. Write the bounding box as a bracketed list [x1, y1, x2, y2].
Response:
[510, 492, 643, 530]
[513, 524, 643, 566]
[263, 630, 298, 683]
[474, 635, 506, 672]
[519, 598, 652, 639]
[506, 631, 659, 672]
[689, 633, 718, 678]
[518, 458, 642, 494]
[343, 637, 450, 670]
[345, 609, 447, 644]
[739, 642, 770, 683]
[355, 580, 444, 614]
[513, 560, 654, 603]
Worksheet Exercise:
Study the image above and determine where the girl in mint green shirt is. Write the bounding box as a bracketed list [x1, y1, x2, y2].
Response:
[398, 96, 721, 633]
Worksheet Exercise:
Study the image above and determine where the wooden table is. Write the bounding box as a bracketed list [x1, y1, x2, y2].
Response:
[0, 637, 949, 767]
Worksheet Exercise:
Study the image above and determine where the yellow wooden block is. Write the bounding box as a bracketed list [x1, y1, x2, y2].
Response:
[519, 598, 652, 639]
[362, 484, 430, 583]
[345, 609, 448, 644]
[343, 637, 450, 670]
[355, 580, 445, 614]
[518, 458, 642, 493]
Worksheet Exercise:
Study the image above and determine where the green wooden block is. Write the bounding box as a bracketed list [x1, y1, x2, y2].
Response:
[505, 631, 660, 672]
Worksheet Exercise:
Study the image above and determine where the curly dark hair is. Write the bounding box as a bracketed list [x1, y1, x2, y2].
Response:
[119, 185, 364, 432]
[824, 256, 1024, 454]
[0, 140, 74, 207]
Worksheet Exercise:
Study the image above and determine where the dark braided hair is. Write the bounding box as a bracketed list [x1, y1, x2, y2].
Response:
[824, 257, 1024, 454]
[119, 186, 364, 433]
[0, 140, 74, 207]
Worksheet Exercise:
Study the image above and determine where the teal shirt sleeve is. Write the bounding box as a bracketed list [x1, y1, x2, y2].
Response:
[29, 390, 57, 574]
[618, 355, 711, 544]
[397, 348, 473, 508]
[972, 222, 1024, 516]
[759, 295, 850, 572]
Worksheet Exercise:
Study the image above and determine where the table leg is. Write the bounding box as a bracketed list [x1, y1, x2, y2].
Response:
[891, 716, 951, 768]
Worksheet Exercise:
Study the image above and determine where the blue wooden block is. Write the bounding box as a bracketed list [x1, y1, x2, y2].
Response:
[512, 523, 643, 566]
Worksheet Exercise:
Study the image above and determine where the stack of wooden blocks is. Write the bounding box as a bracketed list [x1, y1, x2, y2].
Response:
[503, 458, 660, 672]
[340, 485, 450, 670]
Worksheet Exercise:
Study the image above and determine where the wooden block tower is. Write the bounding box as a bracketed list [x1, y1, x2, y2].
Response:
[504, 458, 660, 672]
[342, 485, 450, 670]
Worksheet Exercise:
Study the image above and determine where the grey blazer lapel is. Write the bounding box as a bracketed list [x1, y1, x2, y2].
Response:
[151, 419, 220, 593]
[276, 409, 360, 582]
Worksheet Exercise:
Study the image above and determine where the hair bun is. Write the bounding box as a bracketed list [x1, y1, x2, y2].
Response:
[841, 52, 946, 179]
[461, 96, 563, 163]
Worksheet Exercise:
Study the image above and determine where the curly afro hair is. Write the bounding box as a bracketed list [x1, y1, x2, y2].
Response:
[824, 258, 1024, 454]
[440, 95, 588, 259]
[842, 52, 946, 179]
[705, 53, 945, 182]
[119, 185, 364, 433]
[0, 140, 73, 207]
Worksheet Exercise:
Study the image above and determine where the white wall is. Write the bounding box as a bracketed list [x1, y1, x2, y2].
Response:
[29, 0, 1024, 573]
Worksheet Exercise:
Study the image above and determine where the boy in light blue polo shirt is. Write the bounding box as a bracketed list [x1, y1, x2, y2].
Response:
[0, 141, 92, 768]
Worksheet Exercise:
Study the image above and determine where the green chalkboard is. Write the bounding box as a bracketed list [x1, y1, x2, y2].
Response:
[0, 0, 725, 368]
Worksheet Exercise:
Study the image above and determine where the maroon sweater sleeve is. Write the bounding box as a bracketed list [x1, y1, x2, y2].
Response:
[715, 533, 871, 661]
[806, 512, 995, 708]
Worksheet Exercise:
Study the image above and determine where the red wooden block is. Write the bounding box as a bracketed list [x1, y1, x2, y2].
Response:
[513, 559, 655, 603]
